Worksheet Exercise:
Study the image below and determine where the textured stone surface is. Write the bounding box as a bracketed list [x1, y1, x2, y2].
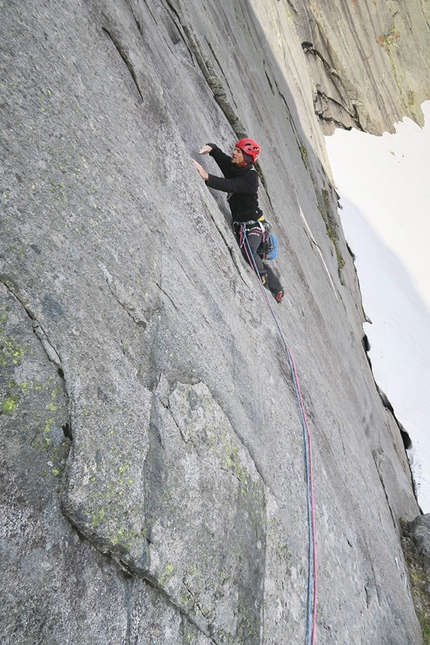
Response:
[0, 0, 426, 643]
[407, 515, 430, 570]
[402, 516, 430, 639]
[293, 0, 430, 133]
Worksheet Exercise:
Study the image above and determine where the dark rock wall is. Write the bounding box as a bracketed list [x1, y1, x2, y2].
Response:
[0, 0, 425, 643]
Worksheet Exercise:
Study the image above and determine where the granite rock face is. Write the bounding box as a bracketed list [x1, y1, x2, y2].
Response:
[0, 0, 427, 643]
[294, 0, 430, 133]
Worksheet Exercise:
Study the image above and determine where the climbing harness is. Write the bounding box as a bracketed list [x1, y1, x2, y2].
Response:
[240, 224, 318, 645]
[236, 218, 278, 261]
[232, 206, 265, 227]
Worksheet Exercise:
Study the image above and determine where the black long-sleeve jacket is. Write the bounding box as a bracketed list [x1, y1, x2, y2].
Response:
[205, 144, 261, 222]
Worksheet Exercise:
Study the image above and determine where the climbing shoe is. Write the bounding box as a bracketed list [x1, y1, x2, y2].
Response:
[274, 290, 284, 303]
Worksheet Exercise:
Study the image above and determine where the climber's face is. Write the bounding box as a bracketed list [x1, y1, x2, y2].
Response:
[231, 146, 245, 165]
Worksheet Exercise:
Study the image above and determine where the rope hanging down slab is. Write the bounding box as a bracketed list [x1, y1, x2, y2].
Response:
[240, 225, 317, 645]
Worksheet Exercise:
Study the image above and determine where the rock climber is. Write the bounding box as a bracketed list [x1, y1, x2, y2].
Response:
[192, 139, 284, 303]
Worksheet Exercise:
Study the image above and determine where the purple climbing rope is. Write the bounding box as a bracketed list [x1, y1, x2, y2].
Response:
[240, 225, 318, 645]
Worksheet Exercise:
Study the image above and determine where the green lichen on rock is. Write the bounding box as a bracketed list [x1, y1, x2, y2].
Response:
[83, 456, 144, 551]
[138, 380, 266, 643]
[2, 395, 19, 414]
[0, 289, 70, 487]
[0, 309, 28, 414]
[298, 142, 309, 169]
[319, 188, 345, 270]
[0, 310, 28, 368]
[377, 25, 400, 54]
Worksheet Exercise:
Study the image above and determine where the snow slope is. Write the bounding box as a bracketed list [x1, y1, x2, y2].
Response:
[326, 101, 430, 513]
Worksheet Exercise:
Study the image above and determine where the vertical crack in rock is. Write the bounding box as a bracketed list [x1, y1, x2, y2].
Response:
[32, 320, 63, 375]
[0, 275, 73, 604]
[206, 40, 235, 97]
[123, 0, 148, 38]
[94, 0, 171, 124]
[101, 27, 144, 103]
[162, 0, 276, 208]
[184, 28, 246, 137]
[163, 0, 246, 138]
[0, 277, 72, 448]
[154, 282, 180, 312]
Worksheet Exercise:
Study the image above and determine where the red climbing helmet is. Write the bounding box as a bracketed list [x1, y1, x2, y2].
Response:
[235, 138, 261, 163]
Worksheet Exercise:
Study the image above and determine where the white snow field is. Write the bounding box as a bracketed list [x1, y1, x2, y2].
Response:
[326, 101, 430, 513]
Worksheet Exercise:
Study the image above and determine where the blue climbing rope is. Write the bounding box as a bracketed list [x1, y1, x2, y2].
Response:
[240, 225, 317, 645]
